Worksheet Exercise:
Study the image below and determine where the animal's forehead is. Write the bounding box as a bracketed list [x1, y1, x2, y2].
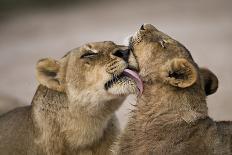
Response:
[85, 41, 117, 52]
[138, 27, 194, 60]
[64, 41, 128, 58]
[140, 26, 177, 46]
[82, 41, 127, 54]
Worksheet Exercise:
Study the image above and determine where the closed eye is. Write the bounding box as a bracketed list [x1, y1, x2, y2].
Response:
[80, 51, 98, 59]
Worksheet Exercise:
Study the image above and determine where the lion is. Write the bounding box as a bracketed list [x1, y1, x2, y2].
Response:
[114, 24, 231, 155]
[0, 41, 143, 155]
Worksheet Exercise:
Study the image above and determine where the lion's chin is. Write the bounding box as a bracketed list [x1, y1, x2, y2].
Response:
[105, 76, 138, 96]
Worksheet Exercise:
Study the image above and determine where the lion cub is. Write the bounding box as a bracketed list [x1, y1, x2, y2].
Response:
[0, 41, 142, 155]
[115, 24, 231, 155]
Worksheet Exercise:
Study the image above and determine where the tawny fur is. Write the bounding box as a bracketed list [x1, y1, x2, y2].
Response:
[114, 24, 231, 155]
[0, 41, 139, 155]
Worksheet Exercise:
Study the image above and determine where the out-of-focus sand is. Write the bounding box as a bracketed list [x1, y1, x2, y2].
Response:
[0, 0, 232, 127]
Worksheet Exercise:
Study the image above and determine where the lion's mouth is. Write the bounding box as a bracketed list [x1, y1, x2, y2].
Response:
[105, 68, 143, 95]
[105, 74, 125, 90]
[123, 69, 143, 94]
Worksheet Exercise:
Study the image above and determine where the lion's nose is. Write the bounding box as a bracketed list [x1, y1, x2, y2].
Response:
[112, 49, 130, 62]
[140, 24, 145, 30]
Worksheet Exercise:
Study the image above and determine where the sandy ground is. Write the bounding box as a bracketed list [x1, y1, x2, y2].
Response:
[0, 0, 232, 127]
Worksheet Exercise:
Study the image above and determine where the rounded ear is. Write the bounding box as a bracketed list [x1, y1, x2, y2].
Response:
[199, 68, 218, 96]
[161, 58, 198, 88]
[36, 58, 65, 92]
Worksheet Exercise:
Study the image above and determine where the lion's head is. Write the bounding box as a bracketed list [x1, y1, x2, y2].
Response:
[128, 24, 220, 123]
[129, 24, 202, 89]
[36, 41, 142, 110]
[129, 24, 219, 95]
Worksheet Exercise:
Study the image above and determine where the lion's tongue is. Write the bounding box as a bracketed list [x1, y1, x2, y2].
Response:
[123, 69, 143, 95]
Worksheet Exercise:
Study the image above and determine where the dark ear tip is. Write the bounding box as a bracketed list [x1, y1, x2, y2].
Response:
[205, 75, 219, 96]
[200, 68, 219, 96]
[140, 24, 145, 30]
[205, 80, 218, 95]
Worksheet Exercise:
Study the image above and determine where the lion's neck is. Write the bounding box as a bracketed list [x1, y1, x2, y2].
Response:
[31, 85, 68, 114]
[135, 82, 208, 132]
[31, 85, 118, 149]
[126, 82, 210, 153]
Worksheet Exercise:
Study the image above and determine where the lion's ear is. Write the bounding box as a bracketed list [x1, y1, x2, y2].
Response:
[199, 68, 218, 96]
[36, 58, 65, 92]
[161, 58, 198, 88]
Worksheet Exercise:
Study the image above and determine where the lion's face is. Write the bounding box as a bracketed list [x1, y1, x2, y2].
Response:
[36, 41, 142, 107]
[130, 24, 200, 89]
[64, 41, 142, 104]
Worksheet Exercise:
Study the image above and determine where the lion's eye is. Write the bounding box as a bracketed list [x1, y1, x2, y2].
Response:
[80, 51, 98, 59]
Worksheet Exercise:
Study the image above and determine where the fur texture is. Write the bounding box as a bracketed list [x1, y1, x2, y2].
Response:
[0, 41, 139, 155]
[114, 24, 231, 155]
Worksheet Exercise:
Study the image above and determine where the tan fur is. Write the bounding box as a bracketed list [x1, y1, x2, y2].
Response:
[0, 41, 139, 155]
[0, 67, 216, 117]
[114, 24, 231, 155]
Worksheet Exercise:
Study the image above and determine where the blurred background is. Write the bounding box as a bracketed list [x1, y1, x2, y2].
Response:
[0, 0, 232, 127]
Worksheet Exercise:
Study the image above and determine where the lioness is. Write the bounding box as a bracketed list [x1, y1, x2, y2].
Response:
[0, 41, 143, 155]
[114, 24, 231, 155]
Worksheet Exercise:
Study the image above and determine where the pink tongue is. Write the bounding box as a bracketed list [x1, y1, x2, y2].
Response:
[123, 69, 143, 95]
